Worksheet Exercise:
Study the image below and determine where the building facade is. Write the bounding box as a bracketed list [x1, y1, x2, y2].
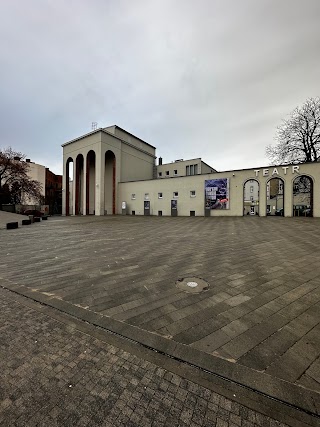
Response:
[62, 126, 320, 218]
[22, 160, 62, 214]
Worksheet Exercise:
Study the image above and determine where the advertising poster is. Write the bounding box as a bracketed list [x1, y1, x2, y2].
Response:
[205, 178, 229, 209]
[171, 200, 177, 209]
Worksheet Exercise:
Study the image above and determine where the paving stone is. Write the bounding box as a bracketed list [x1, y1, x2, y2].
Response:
[0, 285, 293, 427]
[0, 215, 320, 395]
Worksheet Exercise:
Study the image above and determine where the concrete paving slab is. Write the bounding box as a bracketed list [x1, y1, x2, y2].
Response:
[1, 215, 320, 422]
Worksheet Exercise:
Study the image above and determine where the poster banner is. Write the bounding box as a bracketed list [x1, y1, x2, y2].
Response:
[205, 178, 230, 209]
[144, 201, 150, 210]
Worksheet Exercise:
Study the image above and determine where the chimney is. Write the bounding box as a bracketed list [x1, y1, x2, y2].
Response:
[159, 157, 162, 166]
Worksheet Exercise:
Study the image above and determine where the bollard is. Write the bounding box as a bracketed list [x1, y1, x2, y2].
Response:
[6, 222, 18, 230]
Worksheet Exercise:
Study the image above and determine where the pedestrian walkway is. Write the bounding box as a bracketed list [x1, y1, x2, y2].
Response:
[1, 215, 320, 426]
[0, 286, 290, 427]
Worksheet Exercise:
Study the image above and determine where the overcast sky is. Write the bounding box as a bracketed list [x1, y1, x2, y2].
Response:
[1, 0, 319, 175]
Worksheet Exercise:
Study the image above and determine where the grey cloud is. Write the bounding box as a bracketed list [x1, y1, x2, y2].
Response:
[0, 0, 319, 174]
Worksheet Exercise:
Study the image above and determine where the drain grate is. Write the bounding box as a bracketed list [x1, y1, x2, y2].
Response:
[176, 277, 209, 293]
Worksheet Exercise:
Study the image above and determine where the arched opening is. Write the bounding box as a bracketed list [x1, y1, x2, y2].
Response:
[293, 175, 313, 217]
[86, 150, 96, 215]
[266, 177, 284, 216]
[105, 150, 116, 215]
[65, 157, 73, 216]
[75, 154, 84, 215]
[243, 179, 259, 216]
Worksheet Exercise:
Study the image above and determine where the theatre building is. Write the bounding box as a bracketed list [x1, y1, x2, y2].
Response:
[62, 125, 320, 218]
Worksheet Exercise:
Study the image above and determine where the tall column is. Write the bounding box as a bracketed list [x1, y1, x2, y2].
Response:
[72, 161, 76, 215]
[259, 180, 267, 217]
[95, 145, 105, 216]
[62, 158, 67, 216]
[82, 154, 87, 215]
[284, 178, 292, 217]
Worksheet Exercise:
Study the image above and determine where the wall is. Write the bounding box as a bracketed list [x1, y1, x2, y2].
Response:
[157, 159, 202, 178]
[104, 126, 156, 156]
[118, 163, 320, 217]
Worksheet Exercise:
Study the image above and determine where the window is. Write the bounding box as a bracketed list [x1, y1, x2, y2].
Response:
[250, 196, 254, 201]
[190, 190, 196, 197]
[174, 169, 177, 175]
[186, 165, 190, 175]
[194, 164, 198, 175]
[158, 192, 163, 199]
[190, 165, 194, 175]
[250, 186, 254, 193]
[173, 192, 178, 198]
[144, 193, 149, 200]
[166, 171, 169, 176]
[132, 211, 135, 215]
[158, 211, 162, 216]
[158, 172, 162, 177]
[131, 194, 136, 200]
[190, 211, 195, 216]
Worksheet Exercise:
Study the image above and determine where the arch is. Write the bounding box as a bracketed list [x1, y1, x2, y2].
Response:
[266, 177, 285, 216]
[292, 174, 313, 217]
[105, 150, 116, 215]
[86, 150, 96, 215]
[243, 179, 260, 216]
[75, 154, 84, 215]
[65, 157, 73, 216]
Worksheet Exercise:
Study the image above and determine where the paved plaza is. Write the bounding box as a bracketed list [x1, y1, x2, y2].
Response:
[1, 214, 320, 426]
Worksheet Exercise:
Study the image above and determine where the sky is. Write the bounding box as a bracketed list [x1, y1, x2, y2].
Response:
[0, 0, 320, 175]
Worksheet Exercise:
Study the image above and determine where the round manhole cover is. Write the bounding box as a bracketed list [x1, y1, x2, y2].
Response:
[176, 277, 209, 293]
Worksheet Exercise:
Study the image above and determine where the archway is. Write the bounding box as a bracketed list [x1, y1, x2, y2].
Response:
[243, 179, 259, 216]
[75, 154, 84, 215]
[105, 151, 116, 215]
[292, 175, 313, 217]
[266, 177, 284, 216]
[65, 157, 73, 216]
[86, 150, 96, 214]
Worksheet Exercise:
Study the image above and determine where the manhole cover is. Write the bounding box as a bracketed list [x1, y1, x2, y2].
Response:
[176, 277, 209, 293]
[186, 282, 198, 288]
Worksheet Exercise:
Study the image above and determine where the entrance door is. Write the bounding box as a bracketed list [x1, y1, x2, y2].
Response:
[144, 200, 150, 215]
[171, 200, 177, 216]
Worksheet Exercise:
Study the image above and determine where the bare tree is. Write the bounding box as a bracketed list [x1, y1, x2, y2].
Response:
[266, 97, 320, 164]
[0, 147, 42, 209]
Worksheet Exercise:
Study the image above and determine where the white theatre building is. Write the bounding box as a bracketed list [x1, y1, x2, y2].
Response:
[62, 125, 320, 218]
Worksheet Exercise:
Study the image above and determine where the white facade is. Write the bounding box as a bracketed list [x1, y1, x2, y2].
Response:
[62, 126, 320, 218]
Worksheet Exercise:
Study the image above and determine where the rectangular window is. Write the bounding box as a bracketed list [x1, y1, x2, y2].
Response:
[250, 186, 254, 193]
[158, 210, 162, 216]
[174, 169, 177, 175]
[158, 192, 163, 199]
[132, 211, 135, 215]
[194, 164, 198, 175]
[190, 165, 194, 175]
[144, 193, 149, 200]
[166, 171, 169, 176]
[131, 194, 136, 200]
[173, 192, 178, 198]
[250, 196, 254, 201]
[190, 211, 195, 216]
[158, 172, 162, 177]
[190, 190, 196, 197]
[186, 166, 190, 176]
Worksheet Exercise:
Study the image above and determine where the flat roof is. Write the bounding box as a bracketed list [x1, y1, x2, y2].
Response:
[107, 125, 156, 149]
[62, 125, 156, 150]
